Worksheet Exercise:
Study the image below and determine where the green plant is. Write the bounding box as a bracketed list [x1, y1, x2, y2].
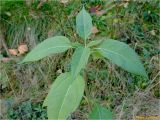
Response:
[7, 101, 47, 119]
[22, 7, 148, 120]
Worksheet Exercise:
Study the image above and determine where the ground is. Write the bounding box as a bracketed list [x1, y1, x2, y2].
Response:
[0, 0, 160, 120]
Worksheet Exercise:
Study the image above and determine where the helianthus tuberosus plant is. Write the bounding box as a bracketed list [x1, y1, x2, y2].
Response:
[22, 7, 147, 120]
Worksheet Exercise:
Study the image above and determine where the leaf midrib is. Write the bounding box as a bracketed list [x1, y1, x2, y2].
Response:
[82, 9, 86, 40]
[97, 104, 102, 120]
[57, 83, 72, 119]
[96, 48, 139, 65]
[72, 48, 88, 79]
[25, 46, 71, 61]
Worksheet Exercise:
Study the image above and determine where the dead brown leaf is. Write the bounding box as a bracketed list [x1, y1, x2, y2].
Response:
[1, 58, 11, 63]
[92, 26, 99, 34]
[8, 49, 18, 56]
[18, 44, 28, 55]
[60, 0, 68, 4]
[89, 5, 102, 13]
[96, 10, 106, 16]
[89, 5, 106, 16]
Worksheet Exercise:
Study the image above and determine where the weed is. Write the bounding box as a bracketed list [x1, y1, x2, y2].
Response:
[0, 1, 159, 119]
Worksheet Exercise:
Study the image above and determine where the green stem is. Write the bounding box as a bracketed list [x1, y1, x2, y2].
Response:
[84, 39, 87, 47]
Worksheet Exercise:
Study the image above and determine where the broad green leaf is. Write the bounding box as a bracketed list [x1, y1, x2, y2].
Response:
[87, 40, 103, 47]
[76, 7, 93, 41]
[89, 104, 114, 120]
[22, 36, 71, 63]
[71, 46, 90, 79]
[43, 72, 85, 120]
[96, 39, 147, 77]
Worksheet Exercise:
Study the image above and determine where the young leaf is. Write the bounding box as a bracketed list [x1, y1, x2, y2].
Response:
[43, 72, 85, 119]
[22, 36, 71, 63]
[76, 7, 93, 41]
[87, 40, 103, 47]
[89, 104, 114, 120]
[71, 46, 90, 79]
[96, 39, 148, 78]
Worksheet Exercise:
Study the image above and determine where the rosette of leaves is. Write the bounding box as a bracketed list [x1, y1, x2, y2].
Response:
[22, 7, 147, 120]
